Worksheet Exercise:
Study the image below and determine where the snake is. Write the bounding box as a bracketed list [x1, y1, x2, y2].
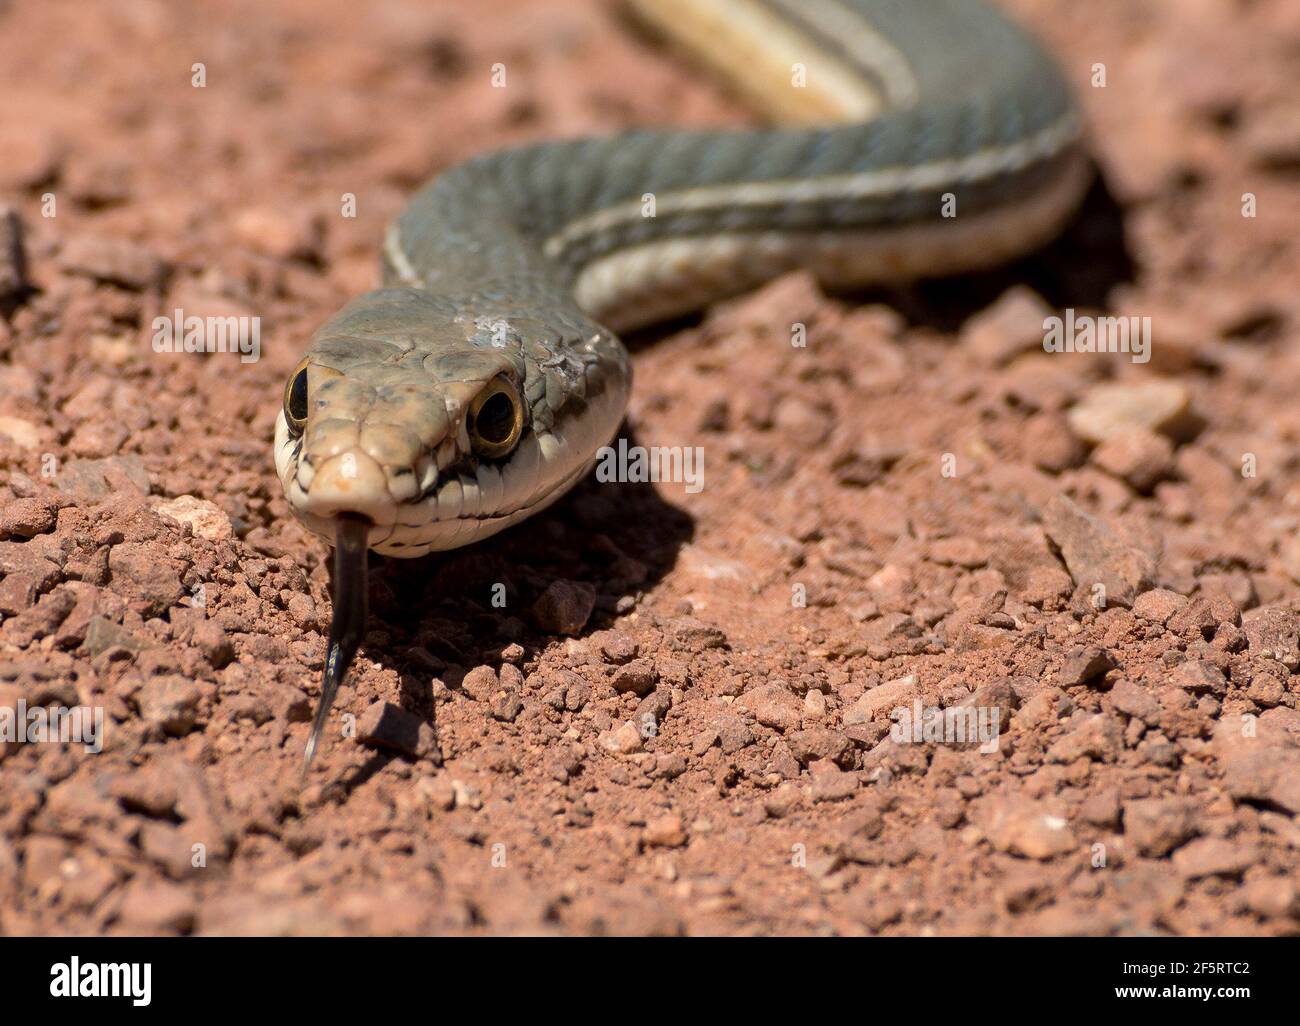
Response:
[275, 0, 1091, 771]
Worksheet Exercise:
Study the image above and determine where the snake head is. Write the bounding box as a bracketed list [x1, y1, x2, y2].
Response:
[275, 287, 629, 557]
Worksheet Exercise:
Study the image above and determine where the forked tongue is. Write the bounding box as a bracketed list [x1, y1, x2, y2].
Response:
[302, 515, 370, 777]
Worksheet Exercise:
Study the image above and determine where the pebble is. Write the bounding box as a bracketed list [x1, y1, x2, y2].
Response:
[786, 728, 853, 767]
[1108, 679, 1161, 726]
[983, 799, 1077, 860]
[59, 235, 168, 291]
[0, 574, 39, 616]
[84, 616, 147, 657]
[737, 683, 803, 732]
[0, 497, 56, 538]
[460, 665, 498, 701]
[1067, 381, 1197, 444]
[1041, 494, 1154, 608]
[1242, 876, 1298, 920]
[598, 720, 643, 755]
[357, 700, 438, 760]
[154, 495, 234, 541]
[1056, 646, 1117, 687]
[531, 579, 595, 635]
[490, 691, 523, 722]
[117, 879, 198, 932]
[1090, 429, 1174, 492]
[610, 657, 658, 696]
[1046, 713, 1123, 763]
[1170, 837, 1253, 879]
[1241, 606, 1300, 670]
[108, 543, 184, 615]
[1123, 797, 1199, 856]
[0, 416, 46, 449]
[1242, 100, 1300, 170]
[1131, 588, 1188, 624]
[960, 286, 1053, 367]
[136, 675, 203, 736]
[842, 673, 918, 725]
[596, 630, 638, 664]
[1213, 710, 1300, 815]
[642, 813, 687, 848]
[1170, 659, 1227, 696]
[1077, 789, 1122, 829]
[1023, 411, 1086, 474]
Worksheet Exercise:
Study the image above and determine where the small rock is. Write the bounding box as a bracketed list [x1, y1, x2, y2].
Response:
[1242, 876, 1298, 920]
[1242, 607, 1300, 670]
[460, 664, 498, 700]
[1023, 411, 1087, 474]
[356, 700, 438, 759]
[610, 658, 658, 697]
[599, 720, 643, 755]
[738, 683, 803, 732]
[786, 728, 853, 768]
[1166, 597, 1216, 639]
[1242, 101, 1300, 170]
[1171, 837, 1252, 879]
[983, 799, 1077, 860]
[0, 416, 46, 449]
[1132, 588, 1188, 625]
[531, 580, 595, 635]
[0, 497, 55, 538]
[108, 543, 184, 615]
[117, 879, 197, 932]
[1056, 646, 1117, 687]
[1067, 380, 1199, 444]
[1123, 797, 1199, 856]
[1091, 429, 1174, 492]
[596, 631, 637, 664]
[1041, 494, 1155, 608]
[60, 235, 168, 290]
[960, 286, 1053, 367]
[1047, 713, 1123, 763]
[84, 616, 146, 657]
[668, 617, 727, 653]
[1213, 710, 1300, 815]
[154, 495, 234, 541]
[0, 574, 39, 616]
[1108, 679, 1161, 725]
[1170, 659, 1228, 696]
[842, 673, 919, 725]
[490, 691, 523, 722]
[643, 813, 687, 848]
[136, 676, 203, 736]
[1077, 789, 1121, 829]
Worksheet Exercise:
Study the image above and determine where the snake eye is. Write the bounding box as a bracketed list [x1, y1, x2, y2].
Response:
[468, 377, 524, 459]
[284, 361, 309, 435]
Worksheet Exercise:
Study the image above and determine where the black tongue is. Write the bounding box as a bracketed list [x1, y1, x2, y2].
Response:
[302, 515, 370, 777]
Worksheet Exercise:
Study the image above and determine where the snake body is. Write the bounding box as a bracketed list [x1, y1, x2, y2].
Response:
[278, 0, 1090, 768]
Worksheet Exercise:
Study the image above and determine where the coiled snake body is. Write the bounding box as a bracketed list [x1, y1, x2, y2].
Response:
[276, 0, 1090, 769]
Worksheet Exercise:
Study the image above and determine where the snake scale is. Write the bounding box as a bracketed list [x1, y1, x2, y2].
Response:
[275, 0, 1091, 770]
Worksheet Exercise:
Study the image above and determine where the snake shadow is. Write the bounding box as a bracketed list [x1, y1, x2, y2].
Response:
[348, 423, 693, 722]
[840, 165, 1137, 330]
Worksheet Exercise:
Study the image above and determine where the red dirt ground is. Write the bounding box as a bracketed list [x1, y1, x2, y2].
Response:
[2, 0, 1300, 935]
